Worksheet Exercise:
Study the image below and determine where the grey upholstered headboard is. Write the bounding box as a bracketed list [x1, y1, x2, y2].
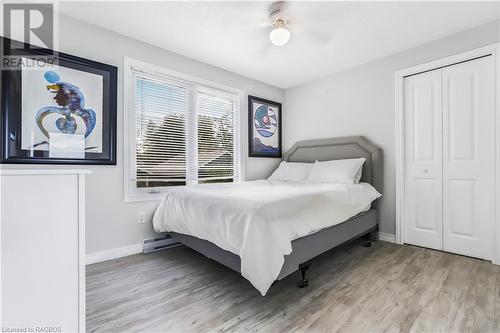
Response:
[283, 136, 383, 196]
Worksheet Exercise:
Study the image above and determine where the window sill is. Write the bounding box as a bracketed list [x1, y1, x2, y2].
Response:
[124, 192, 165, 203]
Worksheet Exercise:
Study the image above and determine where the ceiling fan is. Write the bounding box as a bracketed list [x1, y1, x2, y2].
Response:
[268, 1, 292, 46]
[264, 1, 332, 47]
[242, 1, 333, 59]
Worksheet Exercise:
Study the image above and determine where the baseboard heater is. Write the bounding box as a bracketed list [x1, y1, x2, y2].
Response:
[143, 234, 181, 253]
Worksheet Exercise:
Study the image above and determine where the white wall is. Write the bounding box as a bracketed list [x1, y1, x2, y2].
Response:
[4, 15, 498, 253]
[284, 21, 499, 236]
[1, 15, 284, 255]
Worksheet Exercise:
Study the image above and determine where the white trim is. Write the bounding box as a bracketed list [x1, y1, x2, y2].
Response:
[87, 234, 397, 265]
[86, 243, 143, 265]
[495, 47, 500, 265]
[394, 44, 499, 78]
[394, 43, 500, 265]
[123, 57, 244, 203]
[127, 58, 244, 96]
[0, 169, 91, 175]
[377, 232, 396, 243]
[394, 63, 405, 246]
[0, 164, 3, 327]
[77, 173, 86, 332]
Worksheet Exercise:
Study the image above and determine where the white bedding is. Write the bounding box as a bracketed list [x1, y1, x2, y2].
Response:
[153, 180, 381, 295]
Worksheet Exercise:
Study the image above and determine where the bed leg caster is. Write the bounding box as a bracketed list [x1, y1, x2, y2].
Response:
[363, 233, 372, 247]
[298, 279, 309, 288]
[298, 265, 309, 288]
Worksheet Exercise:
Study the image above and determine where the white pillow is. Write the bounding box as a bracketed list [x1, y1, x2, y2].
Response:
[307, 158, 366, 184]
[354, 165, 363, 184]
[268, 161, 313, 182]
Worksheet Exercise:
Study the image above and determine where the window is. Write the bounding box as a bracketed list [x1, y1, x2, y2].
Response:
[197, 90, 238, 183]
[125, 59, 242, 201]
[135, 76, 188, 188]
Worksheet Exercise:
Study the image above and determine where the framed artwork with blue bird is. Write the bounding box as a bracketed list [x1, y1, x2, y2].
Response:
[1, 37, 117, 164]
[248, 95, 282, 158]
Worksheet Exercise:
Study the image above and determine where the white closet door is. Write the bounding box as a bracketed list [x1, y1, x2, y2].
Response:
[442, 56, 495, 260]
[404, 69, 443, 250]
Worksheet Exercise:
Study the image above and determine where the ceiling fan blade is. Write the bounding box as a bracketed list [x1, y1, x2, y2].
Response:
[253, 43, 271, 59]
[289, 23, 331, 45]
[268, 1, 290, 17]
[256, 21, 271, 28]
[246, 24, 272, 59]
[304, 27, 332, 44]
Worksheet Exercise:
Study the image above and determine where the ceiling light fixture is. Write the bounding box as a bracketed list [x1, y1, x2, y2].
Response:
[269, 26, 290, 46]
[269, 15, 290, 46]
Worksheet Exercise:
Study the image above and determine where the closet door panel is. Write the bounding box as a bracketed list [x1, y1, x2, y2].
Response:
[442, 56, 495, 260]
[404, 70, 443, 250]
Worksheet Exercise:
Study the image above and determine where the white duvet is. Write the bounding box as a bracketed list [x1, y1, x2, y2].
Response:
[153, 180, 381, 295]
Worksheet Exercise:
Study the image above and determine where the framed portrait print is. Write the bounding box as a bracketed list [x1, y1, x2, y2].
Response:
[248, 95, 282, 158]
[1, 38, 117, 165]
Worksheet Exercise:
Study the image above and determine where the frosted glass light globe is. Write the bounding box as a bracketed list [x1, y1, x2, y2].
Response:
[269, 27, 290, 46]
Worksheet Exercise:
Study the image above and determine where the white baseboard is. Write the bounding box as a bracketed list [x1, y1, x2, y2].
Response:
[377, 232, 396, 243]
[86, 232, 397, 265]
[86, 243, 143, 265]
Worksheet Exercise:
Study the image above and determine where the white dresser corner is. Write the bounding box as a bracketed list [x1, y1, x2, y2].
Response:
[1, 169, 90, 332]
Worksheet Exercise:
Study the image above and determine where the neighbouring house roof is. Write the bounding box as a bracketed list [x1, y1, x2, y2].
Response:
[137, 150, 232, 178]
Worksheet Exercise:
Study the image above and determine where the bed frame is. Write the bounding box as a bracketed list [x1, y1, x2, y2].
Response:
[170, 136, 383, 289]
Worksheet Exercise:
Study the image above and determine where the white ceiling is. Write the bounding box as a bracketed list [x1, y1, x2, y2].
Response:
[58, 1, 499, 89]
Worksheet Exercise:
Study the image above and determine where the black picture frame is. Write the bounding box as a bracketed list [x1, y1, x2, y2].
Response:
[1, 37, 117, 165]
[248, 95, 282, 158]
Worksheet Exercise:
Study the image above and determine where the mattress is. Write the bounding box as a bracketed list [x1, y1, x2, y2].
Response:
[153, 180, 381, 295]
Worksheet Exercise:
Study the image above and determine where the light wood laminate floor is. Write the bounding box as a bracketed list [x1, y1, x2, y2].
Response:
[87, 240, 500, 333]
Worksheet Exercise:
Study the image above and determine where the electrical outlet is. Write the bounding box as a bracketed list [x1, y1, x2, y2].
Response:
[138, 211, 146, 224]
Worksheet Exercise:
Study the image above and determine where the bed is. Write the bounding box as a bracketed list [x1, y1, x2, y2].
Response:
[153, 136, 383, 295]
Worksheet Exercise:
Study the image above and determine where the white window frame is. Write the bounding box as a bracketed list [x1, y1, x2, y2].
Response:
[124, 57, 244, 202]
